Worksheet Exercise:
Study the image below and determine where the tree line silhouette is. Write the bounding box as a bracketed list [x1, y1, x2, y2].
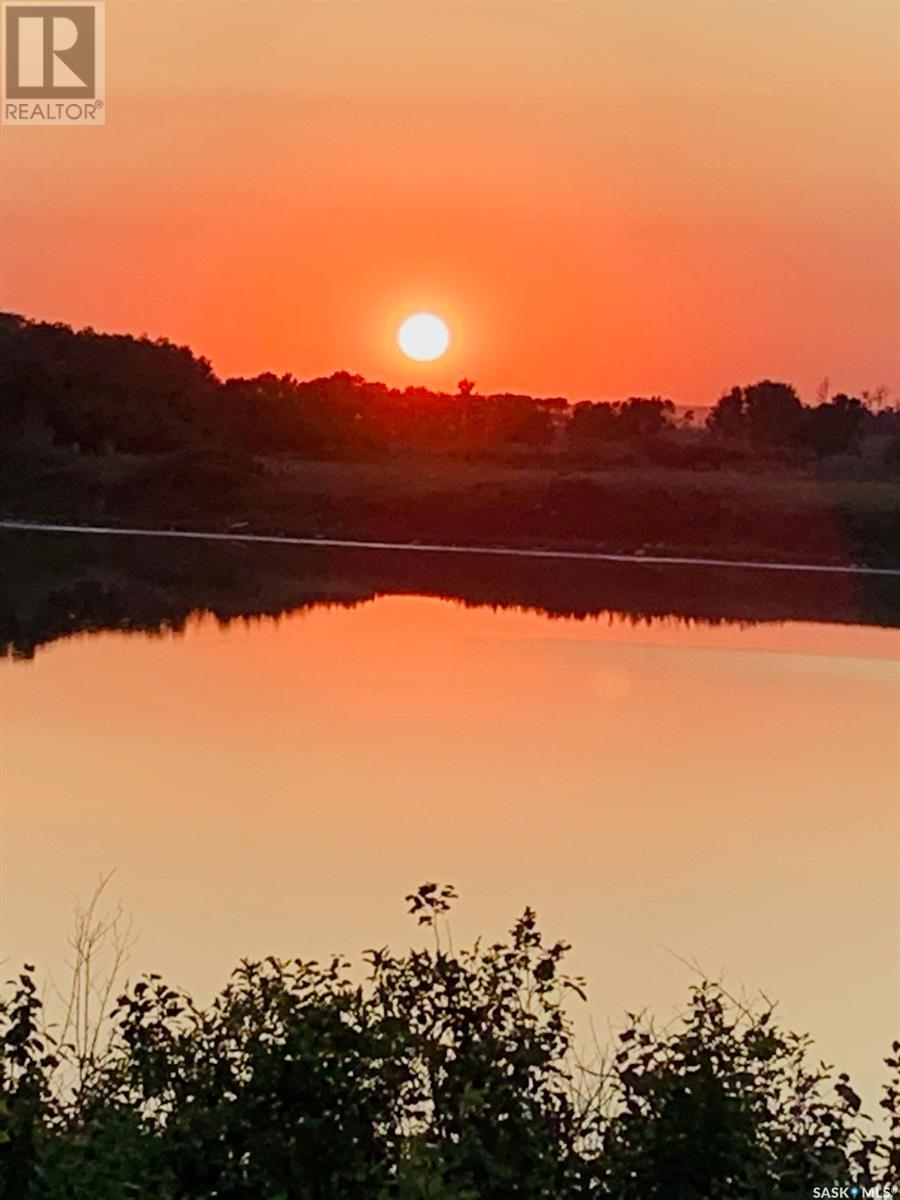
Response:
[2, 312, 896, 461]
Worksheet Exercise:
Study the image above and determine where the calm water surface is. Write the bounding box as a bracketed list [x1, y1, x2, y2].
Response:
[2, 583, 898, 1103]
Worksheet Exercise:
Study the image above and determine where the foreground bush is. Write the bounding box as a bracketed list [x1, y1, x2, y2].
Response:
[2, 885, 897, 1198]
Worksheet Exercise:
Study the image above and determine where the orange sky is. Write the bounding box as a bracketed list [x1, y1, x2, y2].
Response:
[1, 0, 898, 403]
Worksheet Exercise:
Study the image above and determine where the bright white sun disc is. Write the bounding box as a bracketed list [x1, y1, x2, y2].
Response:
[397, 312, 450, 362]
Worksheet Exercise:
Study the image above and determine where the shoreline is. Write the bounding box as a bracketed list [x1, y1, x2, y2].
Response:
[3, 518, 899, 577]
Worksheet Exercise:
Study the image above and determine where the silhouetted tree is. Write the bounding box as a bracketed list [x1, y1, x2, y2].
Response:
[707, 386, 746, 439]
[617, 396, 676, 439]
[805, 394, 866, 456]
[743, 380, 804, 444]
[569, 400, 619, 445]
[568, 398, 675, 446]
[707, 381, 804, 446]
[0, 312, 218, 454]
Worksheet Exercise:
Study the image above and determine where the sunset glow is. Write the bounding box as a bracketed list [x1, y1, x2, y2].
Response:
[0, 0, 896, 400]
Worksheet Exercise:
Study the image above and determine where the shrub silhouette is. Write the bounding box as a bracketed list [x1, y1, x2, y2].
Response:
[1, 886, 897, 1197]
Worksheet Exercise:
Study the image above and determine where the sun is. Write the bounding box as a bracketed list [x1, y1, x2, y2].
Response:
[397, 312, 450, 362]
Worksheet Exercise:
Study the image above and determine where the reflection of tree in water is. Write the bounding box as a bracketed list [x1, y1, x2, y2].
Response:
[1, 531, 897, 660]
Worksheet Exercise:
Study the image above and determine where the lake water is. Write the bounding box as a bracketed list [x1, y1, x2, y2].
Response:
[1, 533, 898, 1107]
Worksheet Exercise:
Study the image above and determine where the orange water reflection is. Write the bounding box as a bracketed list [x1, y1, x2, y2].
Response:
[2, 597, 898, 1103]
